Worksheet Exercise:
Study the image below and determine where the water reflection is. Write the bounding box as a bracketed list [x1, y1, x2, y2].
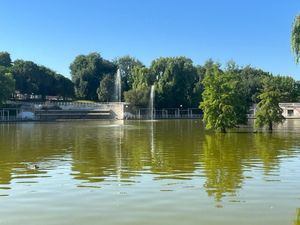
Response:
[295, 209, 300, 225]
[0, 123, 73, 187]
[0, 120, 298, 192]
[201, 132, 300, 201]
[0, 120, 300, 204]
[201, 133, 245, 201]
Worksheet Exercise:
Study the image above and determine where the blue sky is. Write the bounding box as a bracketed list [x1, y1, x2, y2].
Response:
[0, 0, 299, 79]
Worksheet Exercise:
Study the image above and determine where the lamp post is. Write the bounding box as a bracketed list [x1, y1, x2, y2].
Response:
[176, 105, 181, 118]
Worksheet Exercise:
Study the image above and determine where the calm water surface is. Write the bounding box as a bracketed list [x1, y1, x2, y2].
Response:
[0, 120, 300, 225]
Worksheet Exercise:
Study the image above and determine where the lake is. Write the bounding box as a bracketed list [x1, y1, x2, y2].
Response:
[0, 120, 300, 225]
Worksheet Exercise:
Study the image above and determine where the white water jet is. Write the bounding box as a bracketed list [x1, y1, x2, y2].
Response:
[115, 69, 121, 102]
[149, 85, 155, 120]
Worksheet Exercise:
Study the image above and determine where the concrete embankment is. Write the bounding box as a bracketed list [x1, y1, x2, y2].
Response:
[1, 102, 125, 122]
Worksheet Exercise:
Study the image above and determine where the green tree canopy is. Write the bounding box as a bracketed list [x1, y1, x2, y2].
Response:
[150, 57, 198, 108]
[54, 74, 75, 99]
[70, 52, 116, 100]
[114, 56, 144, 94]
[124, 88, 149, 108]
[271, 76, 299, 102]
[11, 59, 74, 99]
[292, 14, 300, 64]
[0, 70, 15, 105]
[97, 74, 115, 102]
[255, 76, 285, 131]
[123, 66, 153, 107]
[200, 62, 247, 133]
[12, 60, 40, 94]
[131, 66, 154, 89]
[0, 52, 12, 67]
[238, 66, 270, 104]
[190, 60, 217, 108]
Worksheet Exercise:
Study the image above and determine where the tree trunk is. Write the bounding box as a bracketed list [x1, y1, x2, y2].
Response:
[220, 127, 226, 133]
[268, 121, 273, 132]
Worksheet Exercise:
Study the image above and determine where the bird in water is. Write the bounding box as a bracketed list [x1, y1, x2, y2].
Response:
[27, 164, 39, 170]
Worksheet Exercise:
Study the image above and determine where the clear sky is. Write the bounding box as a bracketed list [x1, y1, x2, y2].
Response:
[0, 0, 299, 79]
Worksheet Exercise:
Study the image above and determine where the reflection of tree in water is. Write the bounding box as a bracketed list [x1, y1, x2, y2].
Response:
[1, 120, 300, 199]
[71, 121, 162, 183]
[254, 133, 298, 175]
[71, 120, 204, 182]
[71, 125, 121, 183]
[150, 120, 203, 178]
[71, 120, 300, 189]
[66, 122, 300, 192]
[0, 123, 73, 185]
[201, 133, 247, 201]
[201, 132, 299, 201]
[295, 208, 300, 225]
[117, 122, 152, 178]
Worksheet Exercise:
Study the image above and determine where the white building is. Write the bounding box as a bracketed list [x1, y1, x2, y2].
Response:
[248, 103, 300, 119]
[279, 103, 300, 118]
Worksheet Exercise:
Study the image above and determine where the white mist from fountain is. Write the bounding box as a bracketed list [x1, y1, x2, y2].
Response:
[149, 85, 155, 120]
[115, 69, 121, 102]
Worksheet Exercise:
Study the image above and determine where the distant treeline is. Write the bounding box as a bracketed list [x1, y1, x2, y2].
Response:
[0, 52, 74, 102]
[1, 51, 300, 108]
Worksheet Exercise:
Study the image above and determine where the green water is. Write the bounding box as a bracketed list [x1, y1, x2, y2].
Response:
[0, 120, 300, 225]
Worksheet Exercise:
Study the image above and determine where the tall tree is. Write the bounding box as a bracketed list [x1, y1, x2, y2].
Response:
[124, 66, 153, 107]
[11, 59, 74, 99]
[0, 52, 12, 67]
[37, 65, 58, 99]
[190, 61, 216, 108]
[238, 66, 270, 104]
[271, 76, 299, 102]
[200, 62, 246, 133]
[0, 70, 15, 105]
[54, 74, 75, 99]
[70, 52, 116, 100]
[12, 60, 40, 95]
[97, 74, 115, 102]
[292, 14, 300, 64]
[150, 57, 197, 108]
[255, 76, 285, 131]
[114, 56, 144, 95]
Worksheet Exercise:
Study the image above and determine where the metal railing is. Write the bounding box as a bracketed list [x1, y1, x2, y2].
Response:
[7, 100, 125, 110]
[0, 108, 27, 122]
[279, 103, 300, 108]
[127, 108, 202, 120]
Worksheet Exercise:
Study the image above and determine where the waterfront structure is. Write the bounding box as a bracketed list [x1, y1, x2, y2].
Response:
[279, 103, 300, 118]
[248, 103, 300, 119]
[2, 102, 300, 122]
[0, 102, 125, 122]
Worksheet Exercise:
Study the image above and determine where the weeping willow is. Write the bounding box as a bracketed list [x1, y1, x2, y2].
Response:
[292, 14, 300, 64]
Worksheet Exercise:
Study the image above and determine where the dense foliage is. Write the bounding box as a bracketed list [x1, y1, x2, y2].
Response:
[255, 77, 286, 131]
[1, 50, 300, 132]
[151, 57, 197, 108]
[200, 62, 247, 132]
[97, 74, 115, 102]
[0, 52, 12, 67]
[12, 60, 74, 99]
[124, 66, 153, 108]
[0, 65, 15, 105]
[114, 56, 144, 97]
[0, 52, 74, 101]
[70, 53, 116, 100]
[292, 14, 300, 64]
